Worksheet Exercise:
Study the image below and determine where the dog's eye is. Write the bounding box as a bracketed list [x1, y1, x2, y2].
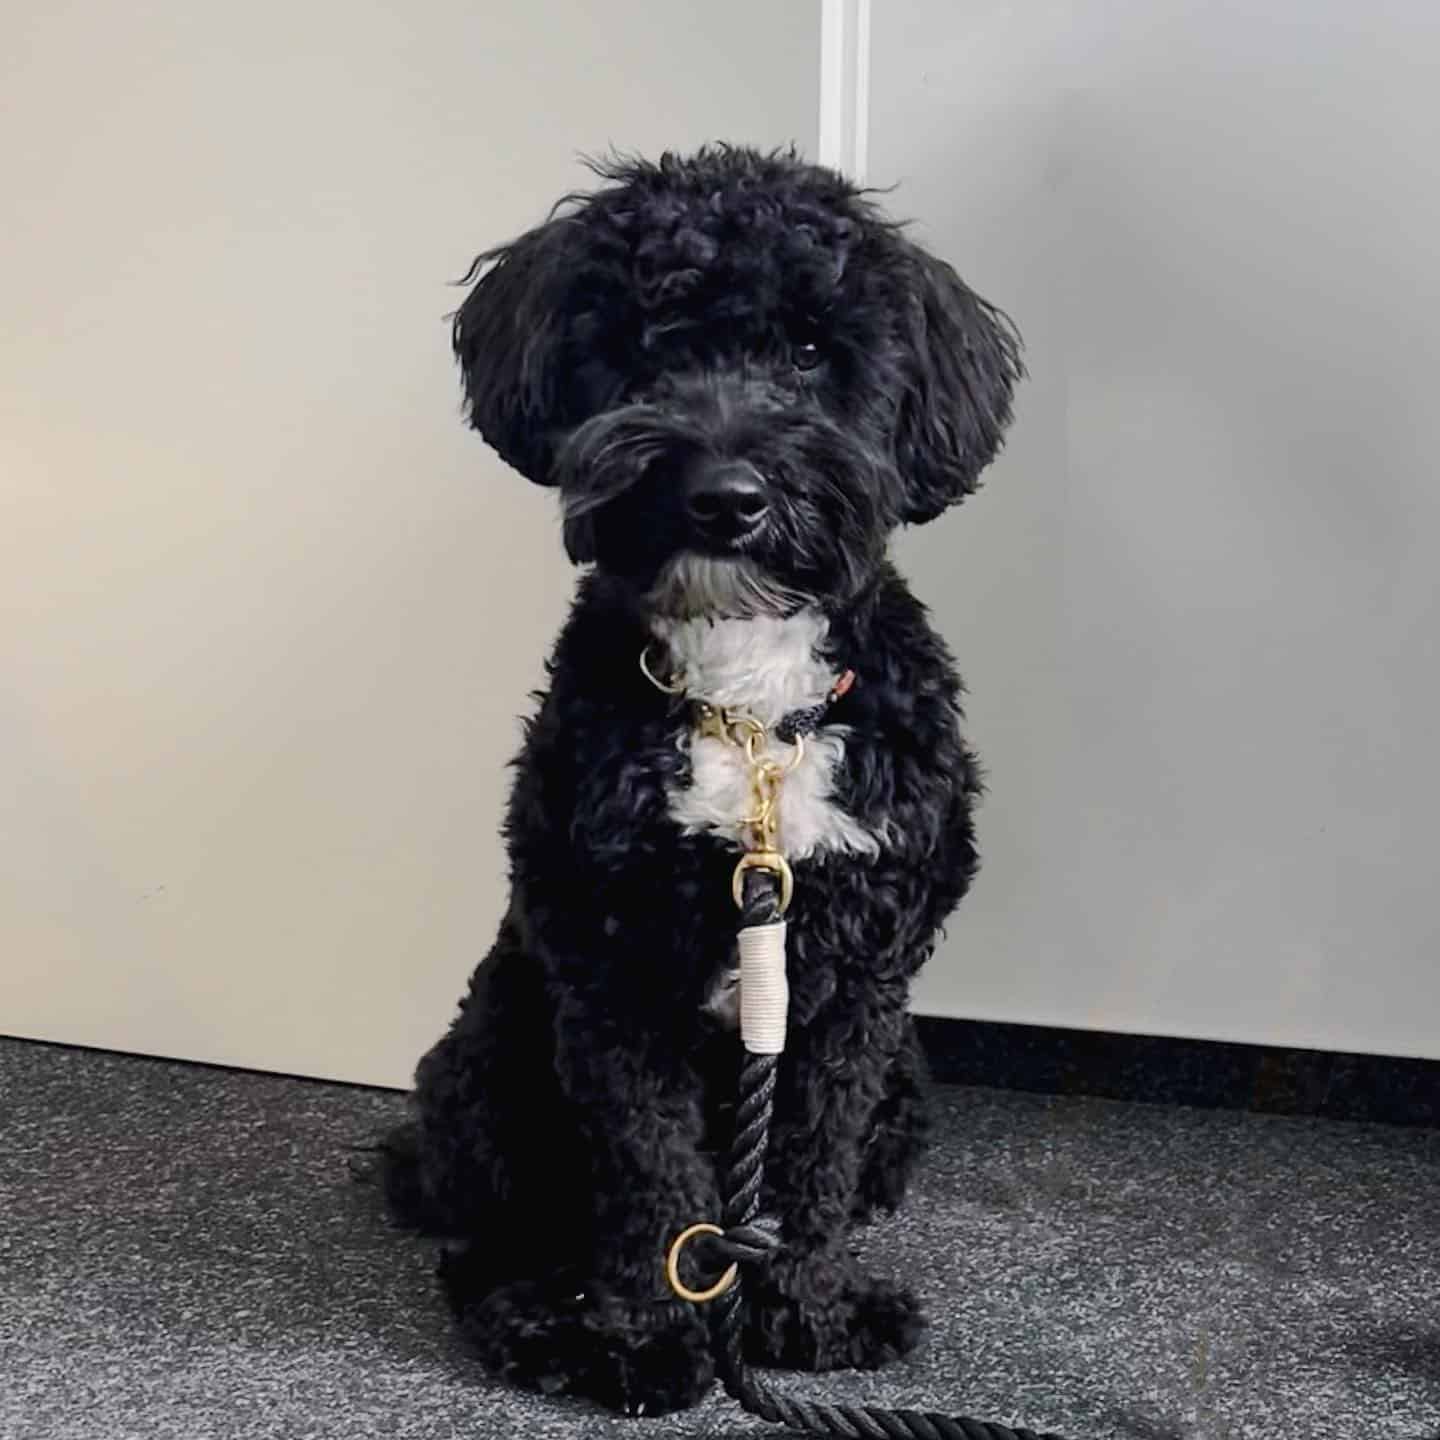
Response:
[791, 339, 822, 373]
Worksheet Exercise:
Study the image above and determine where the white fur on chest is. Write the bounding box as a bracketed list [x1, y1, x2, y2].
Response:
[654, 610, 881, 1029]
[653, 611, 881, 864]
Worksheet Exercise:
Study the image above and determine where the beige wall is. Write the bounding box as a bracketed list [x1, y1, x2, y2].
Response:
[1, 0, 820, 1087]
[872, 0, 1440, 1060]
[12, 0, 1433, 1083]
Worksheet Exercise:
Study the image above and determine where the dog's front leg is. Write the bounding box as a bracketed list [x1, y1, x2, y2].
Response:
[543, 986, 720, 1413]
[447, 980, 720, 1416]
[553, 989, 721, 1274]
[745, 973, 927, 1372]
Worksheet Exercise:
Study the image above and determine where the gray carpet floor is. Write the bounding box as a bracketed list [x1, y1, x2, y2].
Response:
[1, 1037, 1437, 1440]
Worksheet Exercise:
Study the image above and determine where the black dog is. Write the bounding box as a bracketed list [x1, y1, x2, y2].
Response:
[381, 145, 1021, 1416]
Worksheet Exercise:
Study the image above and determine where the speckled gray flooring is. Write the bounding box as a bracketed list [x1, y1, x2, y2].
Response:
[1, 1037, 1437, 1440]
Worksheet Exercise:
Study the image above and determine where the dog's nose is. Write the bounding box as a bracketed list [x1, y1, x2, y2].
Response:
[685, 461, 770, 544]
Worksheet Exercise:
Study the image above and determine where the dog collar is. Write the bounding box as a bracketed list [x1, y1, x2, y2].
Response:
[638, 642, 856, 744]
[769, 668, 856, 743]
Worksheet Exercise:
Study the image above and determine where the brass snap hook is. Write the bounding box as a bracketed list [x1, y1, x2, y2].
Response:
[732, 851, 795, 913]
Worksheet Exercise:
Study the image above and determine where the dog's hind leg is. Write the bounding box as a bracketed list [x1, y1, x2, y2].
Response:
[388, 914, 578, 1264]
[852, 1015, 933, 1223]
[370, 1118, 428, 1230]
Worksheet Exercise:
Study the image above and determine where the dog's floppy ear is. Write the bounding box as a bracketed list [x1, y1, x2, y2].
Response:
[452, 216, 588, 484]
[893, 245, 1023, 523]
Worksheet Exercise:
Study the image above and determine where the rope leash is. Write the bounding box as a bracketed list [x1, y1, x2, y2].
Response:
[670, 869, 1069, 1440]
[644, 645, 1073, 1440]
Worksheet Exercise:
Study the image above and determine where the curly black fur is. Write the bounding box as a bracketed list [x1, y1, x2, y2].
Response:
[378, 145, 1022, 1417]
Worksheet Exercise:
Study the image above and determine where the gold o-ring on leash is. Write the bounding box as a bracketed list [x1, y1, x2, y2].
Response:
[665, 1223, 738, 1304]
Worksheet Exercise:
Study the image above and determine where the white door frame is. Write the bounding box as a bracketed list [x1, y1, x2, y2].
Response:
[819, 0, 871, 181]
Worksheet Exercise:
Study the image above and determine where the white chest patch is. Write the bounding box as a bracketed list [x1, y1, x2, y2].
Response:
[652, 611, 882, 865]
[653, 610, 883, 1029]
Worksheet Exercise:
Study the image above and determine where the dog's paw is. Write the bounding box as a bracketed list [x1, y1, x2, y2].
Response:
[745, 1253, 926, 1372]
[446, 1266, 713, 1416]
[577, 1295, 716, 1416]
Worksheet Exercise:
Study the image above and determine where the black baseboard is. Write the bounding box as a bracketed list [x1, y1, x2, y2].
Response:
[915, 1015, 1440, 1129]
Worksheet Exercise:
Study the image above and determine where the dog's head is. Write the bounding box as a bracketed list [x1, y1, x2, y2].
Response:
[453, 146, 1022, 618]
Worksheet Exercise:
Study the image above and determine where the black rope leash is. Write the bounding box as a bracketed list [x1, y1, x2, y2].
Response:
[645, 648, 1073, 1439]
[669, 870, 1071, 1440]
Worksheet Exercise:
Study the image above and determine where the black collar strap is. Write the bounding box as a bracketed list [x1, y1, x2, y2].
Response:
[772, 670, 856, 743]
[638, 643, 856, 743]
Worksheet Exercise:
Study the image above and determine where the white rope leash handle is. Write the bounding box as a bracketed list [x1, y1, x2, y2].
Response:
[738, 921, 789, 1056]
